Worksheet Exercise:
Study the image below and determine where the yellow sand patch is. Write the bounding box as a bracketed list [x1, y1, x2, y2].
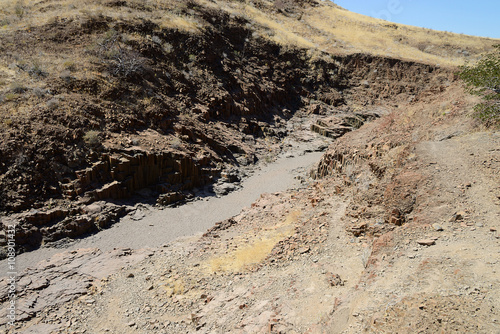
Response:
[208, 210, 301, 273]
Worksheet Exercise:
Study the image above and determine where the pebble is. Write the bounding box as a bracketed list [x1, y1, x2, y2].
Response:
[432, 223, 444, 231]
[299, 246, 310, 254]
[450, 212, 465, 222]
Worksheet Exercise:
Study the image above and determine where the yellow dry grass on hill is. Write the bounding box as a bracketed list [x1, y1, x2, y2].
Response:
[233, 1, 498, 66]
[0, 0, 498, 67]
[302, 6, 498, 66]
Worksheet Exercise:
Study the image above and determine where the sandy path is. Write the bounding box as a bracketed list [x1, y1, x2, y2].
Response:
[1, 147, 324, 274]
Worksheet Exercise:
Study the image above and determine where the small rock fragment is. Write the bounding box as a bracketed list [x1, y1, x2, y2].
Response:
[327, 273, 344, 286]
[416, 239, 435, 246]
[450, 211, 466, 222]
[432, 223, 443, 231]
[299, 246, 310, 254]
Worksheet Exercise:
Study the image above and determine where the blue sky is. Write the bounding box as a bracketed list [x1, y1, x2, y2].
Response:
[333, 0, 500, 39]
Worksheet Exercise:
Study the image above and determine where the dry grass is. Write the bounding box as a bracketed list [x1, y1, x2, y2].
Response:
[0, 0, 496, 122]
[159, 14, 201, 33]
[162, 277, 186, 297]
[207, 210, 301, 273]
[0, 0, 497, 66]
[277, 4, 497, 66]
[242, 5, 316, 49]
[0, 0, 204, 33]
[222, 0, 497, 66]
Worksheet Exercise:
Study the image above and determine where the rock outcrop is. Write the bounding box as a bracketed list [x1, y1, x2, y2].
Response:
[0, 247, 154, 326]
[311, 110, 382, 139]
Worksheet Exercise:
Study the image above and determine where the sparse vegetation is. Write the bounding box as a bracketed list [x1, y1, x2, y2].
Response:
[93, 29, 145, 78]
[10, 81, 27, 94]
[1, 1, 499, 333]
[14, 0, 25, 18]
[4, 93, 19, 101]
[458, 45, 500, 125]
[83, 130, 101, 146]
[0, 0, 495, 66]
[28, 60, 48, 79]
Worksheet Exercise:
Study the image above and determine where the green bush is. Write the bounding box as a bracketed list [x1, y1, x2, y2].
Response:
[458, 45, 500, 125]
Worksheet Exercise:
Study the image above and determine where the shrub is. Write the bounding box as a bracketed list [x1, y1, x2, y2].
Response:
[94, 29, 145, 79]
[169, 137, 182, 149]
[109, 49, 145, 78]
[32, 87, 47, 97]
[151, 35, 162, 45]
[63, 61, 77, 71]
[274, 0, 294, 13]
[83, 130, 101, 146]
[10, 82, 27, 94]
[28, 61, 48, 79]
[4, 93, 19, 101]
[14, 1, 25, 18]
[46, 98, 60, 110]
[163, 42, 173, 53]
[458, 44, 500, 125]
